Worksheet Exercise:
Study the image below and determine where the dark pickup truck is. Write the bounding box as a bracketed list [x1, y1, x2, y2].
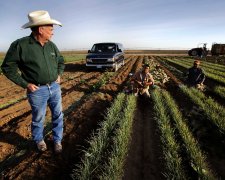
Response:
[86, 43, 125, 71]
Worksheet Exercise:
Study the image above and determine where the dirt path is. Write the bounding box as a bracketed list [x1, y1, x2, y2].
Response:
[123, 56, 165, 179]
[123, 98, 165, 180]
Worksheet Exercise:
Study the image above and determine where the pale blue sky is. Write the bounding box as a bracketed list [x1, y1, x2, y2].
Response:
[0, 0, 225, 51]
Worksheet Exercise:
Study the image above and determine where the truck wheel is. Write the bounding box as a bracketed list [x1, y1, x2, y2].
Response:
[191, 50, 198, 56]
[86, 67, 90, 72]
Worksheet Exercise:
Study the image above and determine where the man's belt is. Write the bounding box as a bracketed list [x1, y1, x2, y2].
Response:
[35, 81, 55, 86]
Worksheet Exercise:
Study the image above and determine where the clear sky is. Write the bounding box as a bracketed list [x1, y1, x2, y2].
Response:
[0, 0, 225, 51]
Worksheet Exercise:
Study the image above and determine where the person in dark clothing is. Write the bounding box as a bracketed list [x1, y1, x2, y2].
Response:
[186, 60, 205, 90]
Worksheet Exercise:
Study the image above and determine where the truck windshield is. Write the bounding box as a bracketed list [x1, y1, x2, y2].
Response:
[91, 44, 116, 53]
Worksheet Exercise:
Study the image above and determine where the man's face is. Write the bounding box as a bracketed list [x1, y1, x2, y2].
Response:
[144, 67, 150, 74]
[40, 25, 54, 42]
[194, 63, 199, 68]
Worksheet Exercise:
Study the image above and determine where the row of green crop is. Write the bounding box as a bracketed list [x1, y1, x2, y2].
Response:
[152, 89, 215, 179]
[100, 95, 136, 179]
[162, 57, 225, 85]
[63, 54, 86, 63]
[160, 57, 225, 127]
[171, 57, 225, 78]
[214, 86, 225, 99]
[157, 58, 225, 129]
[72, 93, 126, 179]
[89, 72, 114, 92]
[72, 93, 136, 179]
[178, 57, 225, 72]
[180, 85, 225, 133]
[0, 96, 27, 110]
[156, 57, 225, 102]
[156, 57, 185, 80]
[164, 56, 225, 72]
[152, 90, 186, 179]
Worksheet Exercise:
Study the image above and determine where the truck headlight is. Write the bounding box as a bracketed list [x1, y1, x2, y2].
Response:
[86, 58, 92, 62]
[107, 58, 114, 62]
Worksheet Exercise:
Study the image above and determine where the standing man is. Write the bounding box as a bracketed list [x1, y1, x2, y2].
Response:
[132, 64, 154, 98]
[186, 60, 206, 90]
[1, 10, 65, 153]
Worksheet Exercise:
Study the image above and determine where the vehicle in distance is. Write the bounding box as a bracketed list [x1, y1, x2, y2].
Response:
[211, 43, 225, 56]
[86, 43, 124, 71]
[188, 43, 208, 57]
[188, 43, 225, 57]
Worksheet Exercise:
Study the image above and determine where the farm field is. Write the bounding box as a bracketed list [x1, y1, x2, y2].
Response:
[0, 53, 225, 179]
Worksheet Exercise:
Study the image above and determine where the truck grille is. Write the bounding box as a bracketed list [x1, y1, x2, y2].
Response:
[91, 58, 108, 64]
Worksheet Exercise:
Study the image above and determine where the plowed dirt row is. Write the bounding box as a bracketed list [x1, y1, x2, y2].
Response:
[121, 56, 165, 180]
[0, 64, 90, 127]
[0, 77, 25, 106]
[2, 55, 223, 179]
[123, 99, 165, 180]
[0, 71, 104, 163]
[0, 56, 137, 179]
[0, 60, 117, 165]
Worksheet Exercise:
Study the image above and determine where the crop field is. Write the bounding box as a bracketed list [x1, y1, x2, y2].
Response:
[0, 52, 225, 179]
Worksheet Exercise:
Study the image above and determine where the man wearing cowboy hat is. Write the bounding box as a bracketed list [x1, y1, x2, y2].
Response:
[186, 60, 206, 90]
[1, 10, 65, 153]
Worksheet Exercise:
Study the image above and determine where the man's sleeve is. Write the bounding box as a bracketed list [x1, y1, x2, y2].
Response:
[53, 44, 65, 75]
[149, 74, 154, 84]
[186, 68, 190, 76]
[132, 72, 139, 81]
[1, 41, 28, 88]
[200, 69, 206, 83]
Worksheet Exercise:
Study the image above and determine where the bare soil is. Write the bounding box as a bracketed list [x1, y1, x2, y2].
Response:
[0, 55, 224, 179]
[123, 98, 165, 180]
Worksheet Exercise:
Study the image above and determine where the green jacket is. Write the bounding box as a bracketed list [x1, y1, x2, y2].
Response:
[1, 34, 65, 88]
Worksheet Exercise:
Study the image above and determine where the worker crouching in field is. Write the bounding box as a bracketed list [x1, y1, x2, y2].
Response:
[132, 64, 154, 98]
[186, 60, 206, 91]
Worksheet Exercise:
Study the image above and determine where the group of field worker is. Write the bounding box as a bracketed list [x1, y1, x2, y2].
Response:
[1, 10, 206, 153]
[129, 59, 205, 96]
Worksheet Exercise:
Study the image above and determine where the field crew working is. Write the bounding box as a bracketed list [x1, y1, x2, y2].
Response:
[1, 10, 65, 153]
[132, 64, 154, 98]
[186, 60, 206, 90]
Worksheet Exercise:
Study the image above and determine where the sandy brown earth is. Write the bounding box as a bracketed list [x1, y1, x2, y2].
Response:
[0, 56, 224, 179]
[123, 98, 166, 180]
[0, 56, 139, 179]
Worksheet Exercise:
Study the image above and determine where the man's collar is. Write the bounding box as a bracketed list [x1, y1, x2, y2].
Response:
[29, 33, 37, 44]
[29, 33, 50, 46]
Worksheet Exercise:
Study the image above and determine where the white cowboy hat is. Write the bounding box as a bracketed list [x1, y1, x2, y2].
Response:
[22, 10, 62, 29]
